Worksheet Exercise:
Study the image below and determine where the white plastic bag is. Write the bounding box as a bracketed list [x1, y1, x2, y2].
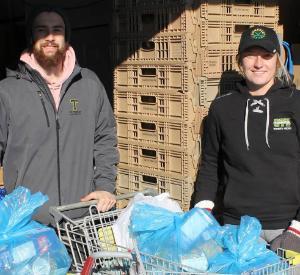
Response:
[112, 192, 182, 249]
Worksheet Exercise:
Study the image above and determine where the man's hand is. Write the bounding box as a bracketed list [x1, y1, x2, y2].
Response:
[81, 191, 116, 212]
[270, 220, 300, 253]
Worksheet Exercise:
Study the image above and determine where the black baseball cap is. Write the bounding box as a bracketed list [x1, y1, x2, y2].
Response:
[238, 26, 280, 55]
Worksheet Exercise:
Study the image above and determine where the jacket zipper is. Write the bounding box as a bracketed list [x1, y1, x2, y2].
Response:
[36, 80, 62, 206]
[30, 68, 79, 206]
[38, 91, 50, 127]
[56, 114, 61, 205]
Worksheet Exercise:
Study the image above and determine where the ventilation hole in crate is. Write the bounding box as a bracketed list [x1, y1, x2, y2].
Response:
[141, 149, 157, 158]
[141, 95, 156, 103]
[141, 68, 156, 76]
[141, 122, 156, 131]
[142, 175, 157, 184]
[142, 41, 155, 51]
[234, 0, 251, 4]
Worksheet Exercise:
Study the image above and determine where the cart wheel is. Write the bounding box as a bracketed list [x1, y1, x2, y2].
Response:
[81, 256, 94, 275]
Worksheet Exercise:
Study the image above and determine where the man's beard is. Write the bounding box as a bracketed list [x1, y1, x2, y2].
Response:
[33, 42, 69, 69]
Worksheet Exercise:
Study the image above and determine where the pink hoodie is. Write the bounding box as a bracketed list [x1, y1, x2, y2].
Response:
[20, 47, 76, 110]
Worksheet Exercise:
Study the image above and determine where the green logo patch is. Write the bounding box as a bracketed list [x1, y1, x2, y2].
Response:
[70, 99, 81, 115]
[273, 118, 291, 131]
[251, 28, 266, 40]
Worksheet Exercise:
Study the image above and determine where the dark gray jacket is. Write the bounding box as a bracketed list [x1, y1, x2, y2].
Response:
[0, 62, 119, 224]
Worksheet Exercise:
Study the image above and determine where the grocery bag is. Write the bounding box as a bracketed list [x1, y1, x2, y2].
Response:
[112, 192, 182, 250]
[208, 216, 281, 274]
[0, 186, 71, 274]
[130, 203, 222, 271]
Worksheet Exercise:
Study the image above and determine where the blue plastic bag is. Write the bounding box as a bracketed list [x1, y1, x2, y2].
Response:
[0, 187, 6, 200]
[0, 186, 71, 274]
[208, 216, 281, 274]
[130, 202, 222, 270]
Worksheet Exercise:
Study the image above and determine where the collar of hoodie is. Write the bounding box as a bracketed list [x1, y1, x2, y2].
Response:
[237, 80, 284, 151]
[244, 97, 270, 150]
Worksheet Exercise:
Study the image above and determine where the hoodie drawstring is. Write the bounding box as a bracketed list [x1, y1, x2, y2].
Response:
[265, 98, 270, 148]
[244, 99, 250, 150]
[244, 98, 270, 150]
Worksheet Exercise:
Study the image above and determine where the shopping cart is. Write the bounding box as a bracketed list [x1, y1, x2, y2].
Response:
[50, 191, 300, 275]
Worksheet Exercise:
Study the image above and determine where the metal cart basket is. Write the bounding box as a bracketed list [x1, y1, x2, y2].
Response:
[49, 191, 300, 275]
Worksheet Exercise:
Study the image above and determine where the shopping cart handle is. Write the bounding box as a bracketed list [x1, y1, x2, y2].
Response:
[90, 251, 134, 260]
[49, 188, 157, 223]
[81, 256, 94, 275]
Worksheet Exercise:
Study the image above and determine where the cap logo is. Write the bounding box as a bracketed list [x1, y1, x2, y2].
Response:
[251, 28, 266, 40]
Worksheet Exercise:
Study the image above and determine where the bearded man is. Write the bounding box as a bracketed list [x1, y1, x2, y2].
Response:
[0, 6, 119, 224]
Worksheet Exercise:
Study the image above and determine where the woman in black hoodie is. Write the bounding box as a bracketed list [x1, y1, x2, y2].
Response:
[194, 26, 300, 252]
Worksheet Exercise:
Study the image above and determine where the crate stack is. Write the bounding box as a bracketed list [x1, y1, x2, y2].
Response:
[112, 0, 279, 209]
[196, 0, 279, 109]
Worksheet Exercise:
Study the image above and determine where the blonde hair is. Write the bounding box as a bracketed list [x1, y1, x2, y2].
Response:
[236, 52, 293, 87]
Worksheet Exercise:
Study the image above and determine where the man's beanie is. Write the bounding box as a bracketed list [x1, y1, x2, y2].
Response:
[26, 5, 71, 47]
[238, 25, 280, 55]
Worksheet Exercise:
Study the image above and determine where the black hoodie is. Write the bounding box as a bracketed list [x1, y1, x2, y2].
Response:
[194, 81, 300, 229]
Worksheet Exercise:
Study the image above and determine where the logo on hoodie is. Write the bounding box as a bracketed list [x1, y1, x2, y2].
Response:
[273, 118, 292, 131]
[70, 99, 81, 115]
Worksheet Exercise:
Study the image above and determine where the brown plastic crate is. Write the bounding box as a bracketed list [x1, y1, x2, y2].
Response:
[196, 47, 239, 78]
[116, 166, 195, 210]
[113, 87, 201, 124]
[199, 20, 278, 47]
[113, 6, 198, 35]
[199, 0, 279, 21]
[112, 21, 279, 66]
[198, 74, 242, 108]
[113, 2, 278, 36]
[113, 0, 279, 18]
[113, 0, 189, 10]
[116, 115, 201, 149]
[112, 33, 198, 64]
[113, 75, 240, 117]
[118, 141, 200, 180]
[114, 63, 195, 90]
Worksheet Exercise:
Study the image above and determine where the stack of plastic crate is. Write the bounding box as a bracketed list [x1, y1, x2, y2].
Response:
[112, 0, 279, 210]
[196, 0, 279, 108]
